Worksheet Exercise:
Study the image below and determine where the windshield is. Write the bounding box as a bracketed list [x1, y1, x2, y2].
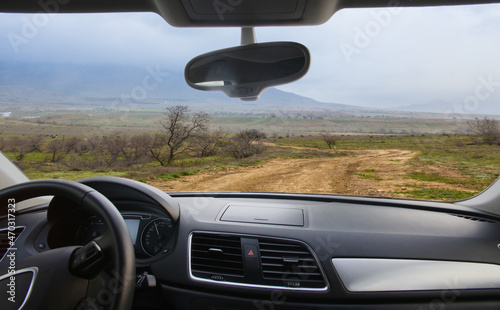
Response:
[1, 5, 500, 202]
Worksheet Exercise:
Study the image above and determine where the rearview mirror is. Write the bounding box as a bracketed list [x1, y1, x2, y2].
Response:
[185, 42, 310, 101]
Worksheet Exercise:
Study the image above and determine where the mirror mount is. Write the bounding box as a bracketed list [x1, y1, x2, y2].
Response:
[241, 27, 256, 45]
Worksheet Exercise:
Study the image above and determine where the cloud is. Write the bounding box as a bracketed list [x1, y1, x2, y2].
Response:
[276, 4, 500, 108]
[1, 3, 500, 109]
[0, 13, 239, 69]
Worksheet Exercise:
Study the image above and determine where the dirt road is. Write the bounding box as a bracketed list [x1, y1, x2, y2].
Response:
[149, 149, 424, 197]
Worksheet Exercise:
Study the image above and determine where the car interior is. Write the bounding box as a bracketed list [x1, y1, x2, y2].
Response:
[2, 0, 500, 309]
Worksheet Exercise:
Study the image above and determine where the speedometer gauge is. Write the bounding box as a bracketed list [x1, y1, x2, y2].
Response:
[141, 218, 173, 256]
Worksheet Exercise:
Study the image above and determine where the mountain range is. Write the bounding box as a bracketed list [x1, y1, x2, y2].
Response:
[1, 62, 497, 117]
[0, 62, 364, 115]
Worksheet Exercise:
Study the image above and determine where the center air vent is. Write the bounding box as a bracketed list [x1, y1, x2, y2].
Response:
[190, 232, 328, 290]
[259, 239, 326, 289]
[191, 233, 244, 281]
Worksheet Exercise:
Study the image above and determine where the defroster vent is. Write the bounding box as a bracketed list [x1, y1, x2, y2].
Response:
[191, 233, 244, 281]
[449, 213, 497, 223]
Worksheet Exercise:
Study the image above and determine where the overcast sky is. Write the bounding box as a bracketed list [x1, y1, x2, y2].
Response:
[1, 3, 500, 109]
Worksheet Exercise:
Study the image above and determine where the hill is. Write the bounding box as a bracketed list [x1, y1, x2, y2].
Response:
[0, 62, 365, 116]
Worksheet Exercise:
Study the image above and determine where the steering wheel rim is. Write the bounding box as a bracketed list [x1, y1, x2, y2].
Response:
[0, 179, 135, 310]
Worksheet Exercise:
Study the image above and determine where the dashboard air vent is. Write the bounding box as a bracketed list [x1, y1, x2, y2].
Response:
[191, 233, 244, 280]
[449, 214, 497, 224]
[259, 239, 326, 289]
[190, 232, 328, 290]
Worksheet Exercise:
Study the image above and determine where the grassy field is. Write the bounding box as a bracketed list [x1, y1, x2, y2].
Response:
[1, 112, 470, 136]
[2, 133, 497, 200]
[4, 140, 344, 182]
[273, 134, 500, 198]
[2, 113, 500, 201]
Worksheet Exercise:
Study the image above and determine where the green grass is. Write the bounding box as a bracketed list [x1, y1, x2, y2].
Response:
[159, 169, 201, 181]
[355, 168, 382, 180]
[26, 169, 128, 181]
[355, 173, 382, 181]
[406, 171, 462, 184]
[172, 155, 234, 167]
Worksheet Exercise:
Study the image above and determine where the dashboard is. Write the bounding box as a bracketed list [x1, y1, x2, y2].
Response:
[3, 177, 500, 309]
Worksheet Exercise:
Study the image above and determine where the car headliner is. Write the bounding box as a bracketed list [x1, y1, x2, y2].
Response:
[1, 0, 500, 27]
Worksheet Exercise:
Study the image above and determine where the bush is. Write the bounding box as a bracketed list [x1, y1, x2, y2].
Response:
[190, 130, 226, 158]
[227, 129, 266, 159]
[467, 117, 500, 145]
[320, 131, 337, 149]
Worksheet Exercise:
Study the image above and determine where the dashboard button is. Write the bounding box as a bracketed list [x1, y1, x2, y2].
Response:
[243, 244, 260, 269]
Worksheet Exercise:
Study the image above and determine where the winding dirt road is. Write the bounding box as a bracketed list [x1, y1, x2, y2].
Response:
[149, 149, 421, 197]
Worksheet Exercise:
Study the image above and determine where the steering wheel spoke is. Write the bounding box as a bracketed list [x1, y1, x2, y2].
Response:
[2, 246, 89, 310]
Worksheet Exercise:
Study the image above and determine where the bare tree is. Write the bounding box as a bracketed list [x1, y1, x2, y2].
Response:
[26, 135, 44, 152]
[143, 134, 169, 166]
[98, 133, 150, 166]
[74, 139, 90, 156]
[228, 129, 266, 159]
[8, 137, 31, 161]
[128, 134, 151, 164]
[86, 136, 103, 153]
[190, 130, 226, 157]
[320, 131, 337, 149]
[158, 106, 210, 164]
[101, 133, 128, 165]
[74, 136, 110, 168]
[63, 137, 85, 154]
[467, 117, 500, 145]
[45, 140, 65, 163]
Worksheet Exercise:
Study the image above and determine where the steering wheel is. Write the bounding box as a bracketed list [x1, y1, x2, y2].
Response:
[0, 180, 135, 310]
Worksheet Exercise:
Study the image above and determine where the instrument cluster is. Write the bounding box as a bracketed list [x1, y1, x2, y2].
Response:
[76, 212, 174, 259]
